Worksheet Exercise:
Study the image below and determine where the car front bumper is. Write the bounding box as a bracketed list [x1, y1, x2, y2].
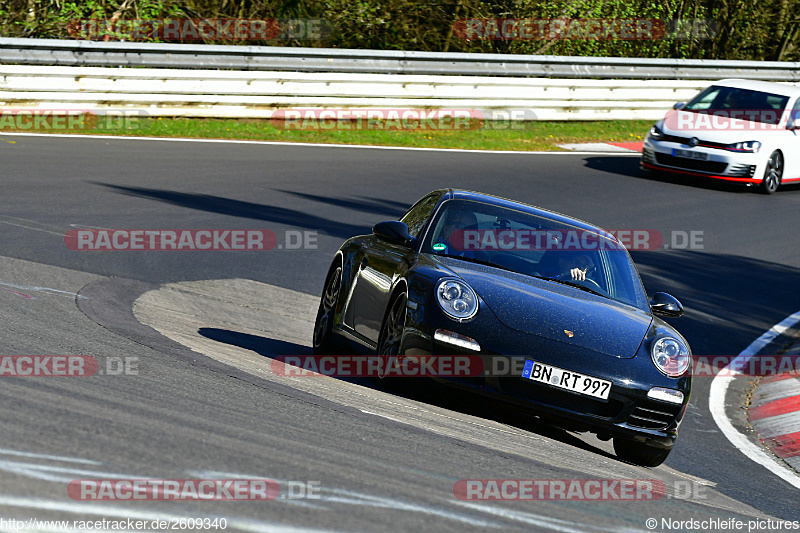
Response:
[642, 137, 763, 184]
[401, 299, 690, 449]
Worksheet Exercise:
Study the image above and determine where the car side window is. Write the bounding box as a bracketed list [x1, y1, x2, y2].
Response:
[400, 192, 441, 239]
[685, 87, 721, 110]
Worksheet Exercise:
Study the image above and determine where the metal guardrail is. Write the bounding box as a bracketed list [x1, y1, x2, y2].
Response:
[2, 38, 800, 120]
[0, 65, 713, 120]
[3, 37, 800, 81]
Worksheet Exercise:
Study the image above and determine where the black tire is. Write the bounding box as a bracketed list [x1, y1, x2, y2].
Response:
[312, 261, 343, 355]
[761, 150, 783, 194]
[613, 438, 671, 468]
[376, 290, 407, 379]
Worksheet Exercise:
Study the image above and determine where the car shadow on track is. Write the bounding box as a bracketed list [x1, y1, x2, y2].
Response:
[583, 156, 800, 194]
[197, 327, 618, 463]
[93, 183, 371, 240]
[199, 328, 309, 356]
[274, 190, 408, 219]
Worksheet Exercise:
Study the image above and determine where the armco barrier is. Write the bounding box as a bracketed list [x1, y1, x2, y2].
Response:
[1, 38, 799, 120]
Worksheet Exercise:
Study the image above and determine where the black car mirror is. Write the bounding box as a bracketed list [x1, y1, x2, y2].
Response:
[650, 292, 683, 317]
[372, 221, 414, 247]
[673, 102, 687, 110]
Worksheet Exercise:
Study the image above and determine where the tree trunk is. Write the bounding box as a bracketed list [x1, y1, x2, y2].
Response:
[26, 0, 35, 23]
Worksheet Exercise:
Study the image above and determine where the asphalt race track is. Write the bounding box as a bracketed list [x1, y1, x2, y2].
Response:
[0, 133, 799, 532]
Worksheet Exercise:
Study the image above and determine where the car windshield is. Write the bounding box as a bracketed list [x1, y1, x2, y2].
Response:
[683, 85, 790, 125]
[421, 199, 649, 310]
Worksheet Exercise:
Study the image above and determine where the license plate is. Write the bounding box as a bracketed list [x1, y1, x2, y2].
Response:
[522, 360, 611, 400]
[672, 148, 708, 160]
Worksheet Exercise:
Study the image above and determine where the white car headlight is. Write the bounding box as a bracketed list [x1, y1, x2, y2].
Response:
[723, 140, 761, 153]
[650, 337, 690, 377]
[436, 279, 478, 321]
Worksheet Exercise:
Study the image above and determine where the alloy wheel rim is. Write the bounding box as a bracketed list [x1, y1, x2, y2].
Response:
[313, 266, 341, 347]
[379, 294, 406, 357]
[765, 153, 782, 192]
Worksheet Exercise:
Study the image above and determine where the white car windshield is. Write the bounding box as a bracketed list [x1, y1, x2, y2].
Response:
[683, 85, 790, 125]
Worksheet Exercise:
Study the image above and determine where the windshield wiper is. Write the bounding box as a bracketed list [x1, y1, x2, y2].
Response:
[542, 276, 610, 299]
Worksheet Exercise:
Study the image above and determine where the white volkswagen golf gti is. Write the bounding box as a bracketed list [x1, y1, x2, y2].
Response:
[642, 79, 800, 194]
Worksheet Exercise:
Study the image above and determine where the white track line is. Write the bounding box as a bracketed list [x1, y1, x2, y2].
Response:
[709, 310, 800, 489]
[0, 131, 639, 155]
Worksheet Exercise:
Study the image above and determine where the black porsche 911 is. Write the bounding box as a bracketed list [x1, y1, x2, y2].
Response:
[312, 189, 691, 467]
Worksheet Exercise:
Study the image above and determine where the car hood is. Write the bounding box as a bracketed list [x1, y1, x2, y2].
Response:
[440, 259, 652, 359]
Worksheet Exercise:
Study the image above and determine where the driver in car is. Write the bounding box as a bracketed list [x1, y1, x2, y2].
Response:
[434, 210, 479, 256]
[557, 252, 596, 281]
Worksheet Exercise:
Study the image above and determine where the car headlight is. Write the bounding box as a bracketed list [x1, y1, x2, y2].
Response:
[650, 337, 690, 377]
[723, 140, 761, 153]
[648, 125, 666, 140]
[436, 279, 478, 321]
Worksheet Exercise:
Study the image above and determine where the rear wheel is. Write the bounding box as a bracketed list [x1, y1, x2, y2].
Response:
[761, 151, 783, 194]
[312, 261, 342, 355]
[376, 290, 407, 379]
[613, 438, 671, 467]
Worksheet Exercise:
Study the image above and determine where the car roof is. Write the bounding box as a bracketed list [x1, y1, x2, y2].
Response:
[712, 79, 800, 98]
[440, 189, 618, 242]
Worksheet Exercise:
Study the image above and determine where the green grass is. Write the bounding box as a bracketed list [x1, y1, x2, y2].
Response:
[1, 115, 653, 151]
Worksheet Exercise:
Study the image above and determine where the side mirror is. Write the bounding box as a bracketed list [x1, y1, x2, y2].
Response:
[650, 292, 683, 318]
[673, 102, 687, 110]
[372, 221, 414, 247]
[788, 117, 800, 131]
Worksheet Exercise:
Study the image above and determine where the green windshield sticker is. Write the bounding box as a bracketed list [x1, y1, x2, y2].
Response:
[433, 243, 446, 252]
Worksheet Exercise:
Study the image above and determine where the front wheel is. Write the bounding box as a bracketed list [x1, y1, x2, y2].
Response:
[312, 262, 342, 355]
[613, 438, 672, 467]
[376, 290, 407, 378]
[761, 151, 783, 194]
